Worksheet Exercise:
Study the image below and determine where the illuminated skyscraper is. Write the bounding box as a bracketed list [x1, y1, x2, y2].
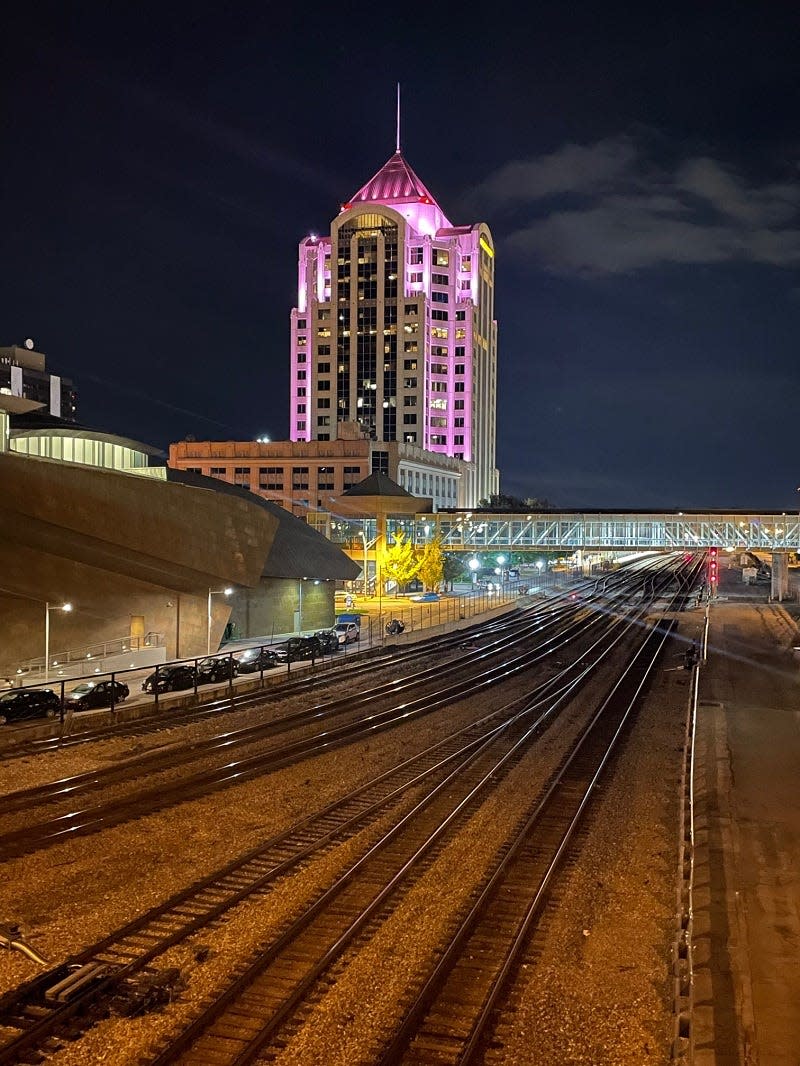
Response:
[289, 146, 498, 507]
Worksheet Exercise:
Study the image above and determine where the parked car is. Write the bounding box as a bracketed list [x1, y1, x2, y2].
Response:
[314, 630, 341, 654]
[197, 656, 238, 684]
[273, 636, 322, 663]
[236, 647, 278, 673]
[142, 664, 197, 694]
[411, 592, 440, 602]
[333, 621, 360, 645]
[65, 679, 129, 711]
[0, 688, 60, 724]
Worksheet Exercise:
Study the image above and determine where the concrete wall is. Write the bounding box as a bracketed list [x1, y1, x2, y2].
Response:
[228, 579, 335, 639]
[0, 450, 277, 669]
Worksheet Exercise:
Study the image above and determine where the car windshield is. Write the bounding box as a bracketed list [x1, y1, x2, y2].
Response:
[70, 684, 93, 694]
[0, 692, 19, 702]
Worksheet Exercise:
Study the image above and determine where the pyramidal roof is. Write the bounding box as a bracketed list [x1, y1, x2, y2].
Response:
[347, 151, 442, 210]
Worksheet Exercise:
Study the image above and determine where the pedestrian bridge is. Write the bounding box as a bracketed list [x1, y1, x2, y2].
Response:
[311, 511, 800, 553]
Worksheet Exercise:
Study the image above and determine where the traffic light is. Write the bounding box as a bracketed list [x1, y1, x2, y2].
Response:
[708, 546, 718, 587]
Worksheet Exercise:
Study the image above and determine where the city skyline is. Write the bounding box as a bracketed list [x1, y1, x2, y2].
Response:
[2, 3, 799, 509]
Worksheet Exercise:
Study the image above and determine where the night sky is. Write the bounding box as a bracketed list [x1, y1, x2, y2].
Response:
[3, 3, 799, 510]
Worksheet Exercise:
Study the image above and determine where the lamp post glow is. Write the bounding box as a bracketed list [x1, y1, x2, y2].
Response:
[360, 529, 369, 597]
[45, 602, 72, 682]
[468, 557, 480, 588]
[207, 588, 233, 655]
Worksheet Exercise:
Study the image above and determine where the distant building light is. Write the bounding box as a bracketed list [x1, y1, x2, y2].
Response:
[256, 435, 271, 444]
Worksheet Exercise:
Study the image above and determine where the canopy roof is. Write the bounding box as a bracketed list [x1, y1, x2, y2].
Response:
[334, 472, 432, 517]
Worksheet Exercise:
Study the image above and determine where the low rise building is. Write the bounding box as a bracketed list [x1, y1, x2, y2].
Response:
[168, 421, 464, 517]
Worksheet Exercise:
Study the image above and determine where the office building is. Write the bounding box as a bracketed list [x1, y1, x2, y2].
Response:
[0, 341, 77, 422]
[289, 146, 499, 506]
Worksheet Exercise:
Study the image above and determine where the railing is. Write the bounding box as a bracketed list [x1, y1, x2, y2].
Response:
[12, 632, 165, 679]
[310, 511, 800, 552]
[671, 608, 705, 1061]
[375, 578, 546, 639]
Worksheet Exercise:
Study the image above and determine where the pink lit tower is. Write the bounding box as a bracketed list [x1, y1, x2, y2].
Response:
[289, 106, 499, 508]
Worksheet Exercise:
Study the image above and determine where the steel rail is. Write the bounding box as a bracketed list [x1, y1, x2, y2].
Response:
[143, 588, 684, 1064]
[0, 591, 656, 1064]
[0, 607, 609, 859]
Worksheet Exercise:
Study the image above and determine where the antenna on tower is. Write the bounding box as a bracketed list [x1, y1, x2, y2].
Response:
[396, 82, 401, 153]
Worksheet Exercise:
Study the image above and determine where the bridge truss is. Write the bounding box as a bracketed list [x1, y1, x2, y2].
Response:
[310, 512, 800, 554]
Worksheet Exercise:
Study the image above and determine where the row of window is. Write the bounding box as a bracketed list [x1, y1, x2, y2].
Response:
[200, 464, 367, 493]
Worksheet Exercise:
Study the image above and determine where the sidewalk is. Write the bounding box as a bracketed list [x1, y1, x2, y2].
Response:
[692, 582, 800, 1065]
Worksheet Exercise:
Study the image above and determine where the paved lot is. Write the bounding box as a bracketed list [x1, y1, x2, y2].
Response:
[694, 572, 800, 1065]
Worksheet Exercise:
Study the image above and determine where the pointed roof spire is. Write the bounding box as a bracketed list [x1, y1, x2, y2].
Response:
[340, 88, 452, 226]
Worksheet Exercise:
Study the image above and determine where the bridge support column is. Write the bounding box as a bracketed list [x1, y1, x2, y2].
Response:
[771, 552, 790, 602]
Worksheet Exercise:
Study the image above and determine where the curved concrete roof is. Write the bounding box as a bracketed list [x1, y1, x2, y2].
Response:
[167, 469, 360, 581]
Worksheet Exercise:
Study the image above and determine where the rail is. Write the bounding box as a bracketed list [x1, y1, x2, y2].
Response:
[12, 632, 165, 679]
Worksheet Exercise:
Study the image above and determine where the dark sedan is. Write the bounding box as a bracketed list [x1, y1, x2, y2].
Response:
[197, 656, 239, 684]
[142, 664, 197, 694]
[0, 688, 60, 724]
[314, 630, 341, 655]
[272, 636, 322, 663]
[236, 647, 278, 673]
[65, 679, 129, 711]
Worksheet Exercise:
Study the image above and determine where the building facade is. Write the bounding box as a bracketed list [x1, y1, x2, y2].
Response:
[0, 343, 77, 421]
[169, 422, 461, 517]
[289, 150, 499, 507]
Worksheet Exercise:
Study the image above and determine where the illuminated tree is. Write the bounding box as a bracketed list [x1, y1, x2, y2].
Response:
[417, 535, 445, 591]
[381, 530, 419, 593]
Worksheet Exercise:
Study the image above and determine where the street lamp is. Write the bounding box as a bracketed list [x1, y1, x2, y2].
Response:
[45, 602, 72, 683]
[207, 587, 233, 655]
[360, 528, 369, 597]
[469, 557, 480, 587]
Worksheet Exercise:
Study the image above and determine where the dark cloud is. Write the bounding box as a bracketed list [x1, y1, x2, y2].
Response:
[474, 137, 800, 276]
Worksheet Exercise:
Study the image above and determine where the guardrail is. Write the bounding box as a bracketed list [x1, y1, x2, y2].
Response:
[671, 608, 706, 1061]
[12, 632, 165, 679]
[0, 582, 557, 733]
[0, 619, 391, 732]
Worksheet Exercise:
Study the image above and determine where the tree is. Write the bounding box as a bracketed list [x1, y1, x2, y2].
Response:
[380, 530, 419, 593]
[477, 493, 552, 511]
[417, 535, 445, 591]
[442, 552, 465, 591]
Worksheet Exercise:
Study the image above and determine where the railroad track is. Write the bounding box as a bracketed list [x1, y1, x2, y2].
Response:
[0, 582, 670, 1064]
[0, 558, 702, 1064]
[0, 565, 658, 761]
[146, 607, 678, 1065]
[0, 592, 572, 762]
[0, 600, 608, 858]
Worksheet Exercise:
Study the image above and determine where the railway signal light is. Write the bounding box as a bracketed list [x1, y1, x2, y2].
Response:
[708, 547, 718, 587]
